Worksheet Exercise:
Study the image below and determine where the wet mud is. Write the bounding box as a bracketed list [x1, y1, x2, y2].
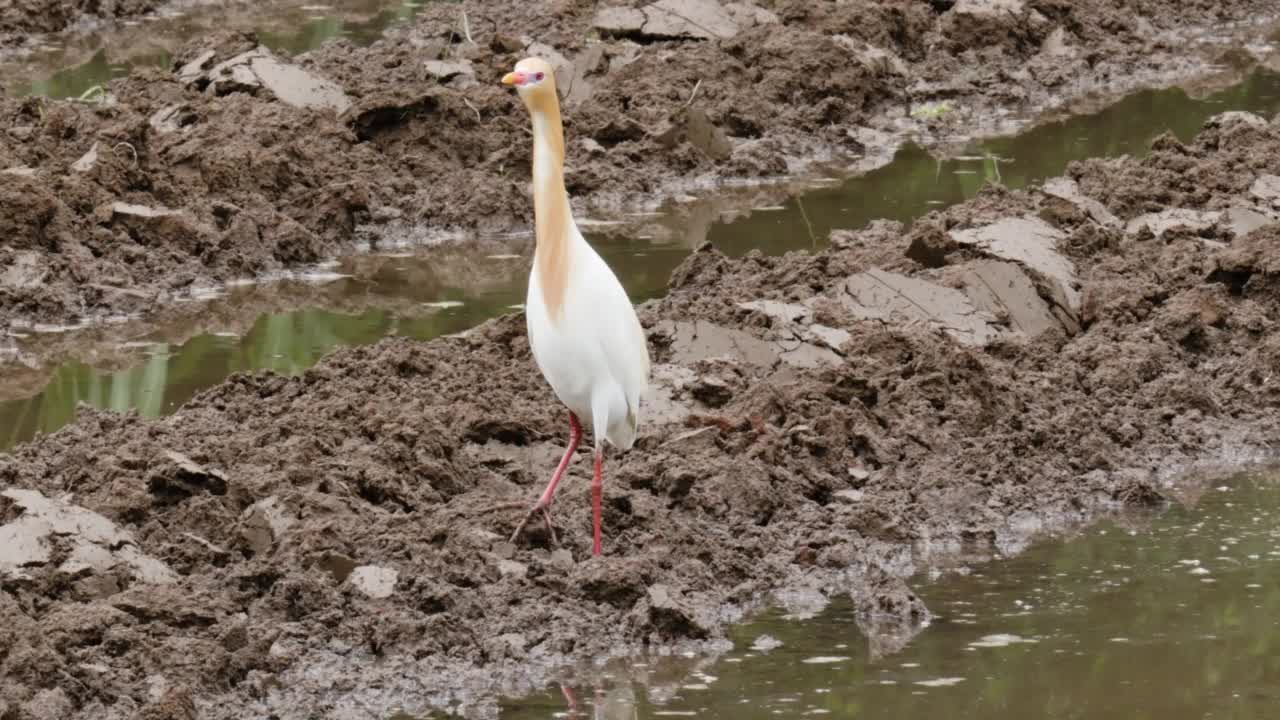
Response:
[2, 0, 1279, 328]
[2, 107, 1279, 717]
[1, 0, 168, 43]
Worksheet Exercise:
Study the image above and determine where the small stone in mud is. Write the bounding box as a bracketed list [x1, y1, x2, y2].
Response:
[109, 202, 178, 219]
[71, 142, 100, 173]
[348, 565, 398, 599]
[834, 489, 866, 505]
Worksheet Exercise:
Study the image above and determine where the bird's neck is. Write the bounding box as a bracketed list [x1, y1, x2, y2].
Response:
[531, 104, 575, 319]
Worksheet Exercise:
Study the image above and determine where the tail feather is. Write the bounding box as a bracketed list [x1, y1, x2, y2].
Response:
[607, 402, 640, 451]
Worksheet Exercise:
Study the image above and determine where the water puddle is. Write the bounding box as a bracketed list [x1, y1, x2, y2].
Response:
[498, 468, 1280, 719]
[2, 68, 1280, 451]
[1, 0, 425, 99]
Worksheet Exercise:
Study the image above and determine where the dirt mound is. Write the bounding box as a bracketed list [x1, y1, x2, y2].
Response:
[2, 112, 1278, 718]
[0, 0, 162, 40]
[2, 0, 1278, 328]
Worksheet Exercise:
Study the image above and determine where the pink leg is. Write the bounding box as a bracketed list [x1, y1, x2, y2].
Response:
[510, 412, 583, 544]
[591, 448, 604, 556]
[559, 683, 579, 714]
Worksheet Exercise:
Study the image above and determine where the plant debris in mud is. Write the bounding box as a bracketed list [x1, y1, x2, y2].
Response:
[2, 111, 1280, 718]
[1, 0, 1278, 327]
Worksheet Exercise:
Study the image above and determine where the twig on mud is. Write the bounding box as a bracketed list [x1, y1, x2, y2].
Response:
[461, 6, 474, 44]
[796, 195, 817, 249]
[682, 78, 703, 109]
[58, 670, 91, 693]
[112, 142, 138, 166]
[462, 97, 482, 124]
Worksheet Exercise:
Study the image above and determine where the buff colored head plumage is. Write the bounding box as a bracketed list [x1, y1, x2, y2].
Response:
[501, 57, 559, 115]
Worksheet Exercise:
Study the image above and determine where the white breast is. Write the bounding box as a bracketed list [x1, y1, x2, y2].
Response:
[526, 230, 649, 449]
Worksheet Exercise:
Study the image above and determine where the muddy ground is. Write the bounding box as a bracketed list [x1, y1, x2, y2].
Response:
[2, 0, 1279, 328]
[2, 102, 1279, 718]
[1, 0, 164, 41]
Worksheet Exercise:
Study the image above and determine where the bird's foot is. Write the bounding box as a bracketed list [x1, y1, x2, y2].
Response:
[508, 502, 559, 547]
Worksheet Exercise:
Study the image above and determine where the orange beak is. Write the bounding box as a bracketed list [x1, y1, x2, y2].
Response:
[501, 71, 524, 86]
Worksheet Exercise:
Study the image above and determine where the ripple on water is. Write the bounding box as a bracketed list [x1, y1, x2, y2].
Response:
[967, 634, 1038, 648]
[915, 678, 966, 687]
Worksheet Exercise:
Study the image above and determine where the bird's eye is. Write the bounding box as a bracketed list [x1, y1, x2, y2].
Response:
[534, 72, 544, 81]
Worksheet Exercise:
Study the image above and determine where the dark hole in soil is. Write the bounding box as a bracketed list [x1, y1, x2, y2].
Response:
[465, 420, 534, 446]
[805, 484, 832, 506]
[351, 96, 439, 142]
[1207, 268, 1253, 296]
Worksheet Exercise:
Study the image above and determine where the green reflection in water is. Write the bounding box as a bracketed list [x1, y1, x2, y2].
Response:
[500, 470, 1280, 719]
[3, 69, 1280, 452]
[16, 0, 426, 99]
[707, 68, 1280, 256]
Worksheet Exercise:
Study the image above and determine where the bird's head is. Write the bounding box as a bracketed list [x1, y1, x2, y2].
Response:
[501, 57, 558, 113]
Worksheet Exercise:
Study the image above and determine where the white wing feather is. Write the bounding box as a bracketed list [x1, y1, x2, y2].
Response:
[574, 241, 649, 449]
[525, 229, 650, 450]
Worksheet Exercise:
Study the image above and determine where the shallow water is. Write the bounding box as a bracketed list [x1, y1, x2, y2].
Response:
[2, 67, 1279, 450]
[497, 468, 1280, 719]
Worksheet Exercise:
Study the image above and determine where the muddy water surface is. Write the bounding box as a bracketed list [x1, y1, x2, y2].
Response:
[2, 68, 1279, 450]
[501, 469, 1280, 719]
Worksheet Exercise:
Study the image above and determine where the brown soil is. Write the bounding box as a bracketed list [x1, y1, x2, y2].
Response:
[2, 106, 1279, 718]
[0, 0, 163, 40]
[2, 0, 1278, 328]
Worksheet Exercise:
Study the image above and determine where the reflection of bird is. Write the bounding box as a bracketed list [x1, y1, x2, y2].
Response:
[502, 58, 650, 556]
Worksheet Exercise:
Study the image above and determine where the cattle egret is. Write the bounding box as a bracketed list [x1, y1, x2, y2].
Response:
[501, 58, 650, 556]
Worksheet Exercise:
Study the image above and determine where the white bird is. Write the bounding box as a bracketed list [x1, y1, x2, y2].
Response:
[502, 58, 650, 556]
